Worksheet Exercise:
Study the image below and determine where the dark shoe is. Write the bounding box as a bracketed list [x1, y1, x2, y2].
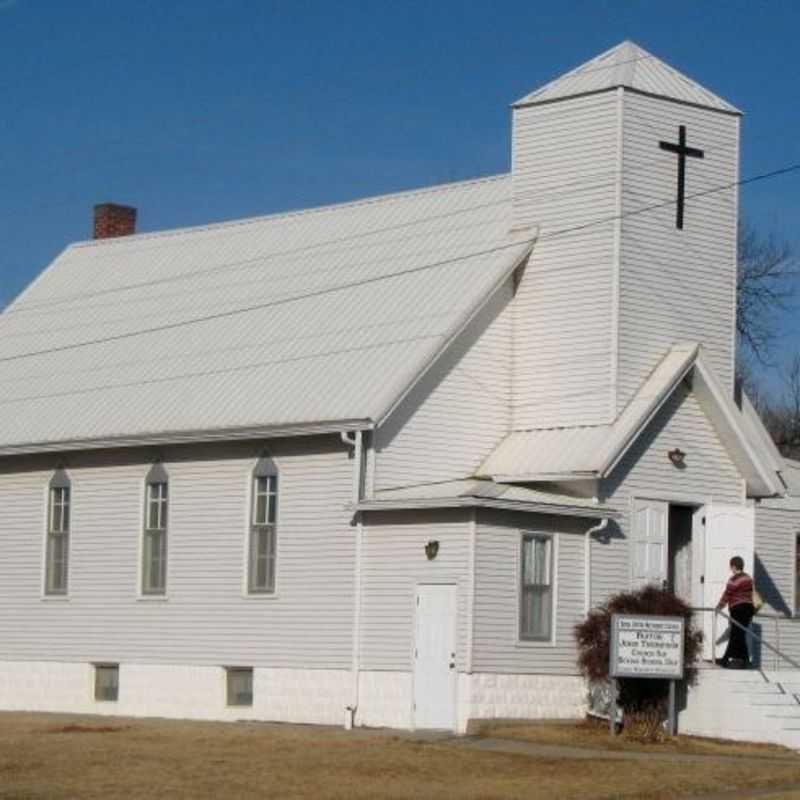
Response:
[727, 658, 748, 670]
[715, 658, 729, 668]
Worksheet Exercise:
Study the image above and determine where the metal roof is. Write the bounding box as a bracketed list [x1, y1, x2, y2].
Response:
[356, 479, 616, 520]
[785, 460, 800, 494]
[514, 41, 740, 114]
[0, 175, 532, 453]
[479, 343, 699, 481]
[761, 460, 800, 512]
[479, 343, 783, 498]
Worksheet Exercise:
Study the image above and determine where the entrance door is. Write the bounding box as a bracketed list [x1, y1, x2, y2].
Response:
[631, 499, 669, 588]
[413, 584, 457, 729]
[702, 503, 755, 659]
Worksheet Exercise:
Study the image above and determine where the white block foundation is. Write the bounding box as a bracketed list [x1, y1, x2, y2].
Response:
[0, 661, 351, 725]
[465, 673, 587, 722]
[356, 670, 414, 729]
[0, 661, 586, 732]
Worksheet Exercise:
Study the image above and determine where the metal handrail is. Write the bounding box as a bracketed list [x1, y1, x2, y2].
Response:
[692, 606, 800, 671]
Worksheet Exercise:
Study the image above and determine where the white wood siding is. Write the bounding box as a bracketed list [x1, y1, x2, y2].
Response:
[374, 281, 512, 491]
[617, 93, 739, 411]
[360, 510, 470, 671]
[511, 92, 619, 428]
[471, 510, 587, 675]
[751, 501, 800, 668]
[0, 437, 356, 668]
[595, 382, 744, 606]
[755, 505, 798, 618]
[753, 503, 800, 669]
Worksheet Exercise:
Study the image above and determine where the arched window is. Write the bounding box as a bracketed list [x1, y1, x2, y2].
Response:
[249, 455, 278, 594]
[45, 468, 71, 595]
[142, 462, 169, 595]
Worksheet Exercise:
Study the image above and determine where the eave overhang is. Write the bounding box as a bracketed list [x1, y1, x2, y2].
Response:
[0, 418, 375, 458]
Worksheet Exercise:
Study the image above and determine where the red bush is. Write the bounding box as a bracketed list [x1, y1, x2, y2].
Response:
[575, 584, 703, 720]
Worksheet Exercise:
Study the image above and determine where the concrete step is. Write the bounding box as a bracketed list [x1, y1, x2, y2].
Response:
[681, 667, 800, 749]
[749, 698, 800, 707]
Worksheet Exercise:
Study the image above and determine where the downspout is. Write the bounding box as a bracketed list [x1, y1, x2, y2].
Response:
[584, 518, 609, 614]
[341, 431, 364, 729]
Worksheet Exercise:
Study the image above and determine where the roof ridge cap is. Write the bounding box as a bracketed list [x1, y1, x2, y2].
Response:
[69, 173, 512, 250]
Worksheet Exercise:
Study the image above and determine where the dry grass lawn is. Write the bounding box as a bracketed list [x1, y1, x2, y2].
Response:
[1, 712, 799, 799]
[475, 718, 800, 758]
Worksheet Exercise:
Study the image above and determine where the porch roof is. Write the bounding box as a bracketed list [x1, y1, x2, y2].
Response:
[355, 479, 618, 520]
[478, 343, 784, 498]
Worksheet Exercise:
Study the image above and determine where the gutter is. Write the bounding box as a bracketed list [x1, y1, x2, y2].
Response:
[0, 419, 375, 458]
[356, 494, 618, 521]
[489, 470, 598, 483]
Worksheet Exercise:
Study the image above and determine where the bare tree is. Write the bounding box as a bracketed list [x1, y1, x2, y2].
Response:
[777, 353, 800, 458]
[733, 221, 800, 455]
[750, 352, 800, 459]
[737, 220, 796, 365]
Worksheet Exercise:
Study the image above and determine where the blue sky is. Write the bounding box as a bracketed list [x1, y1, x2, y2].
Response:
[1, 0, 798, 392]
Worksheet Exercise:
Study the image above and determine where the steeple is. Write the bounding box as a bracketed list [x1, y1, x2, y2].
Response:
[514, 41, 739, 114]
[510, 42, 741, 430]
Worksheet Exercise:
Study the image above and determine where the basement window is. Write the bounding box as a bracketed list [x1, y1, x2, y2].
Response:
[226, 667, 254, 707]
[94, 664, 119, 702]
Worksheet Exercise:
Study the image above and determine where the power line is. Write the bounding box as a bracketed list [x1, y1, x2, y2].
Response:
[0, 143, 739, 323]
[6, 164, 634, 319]
[5, 103, 794, 321]
[4, 111, 725, 321]
[0, 238, 534, 366]
[0, 220, 512, 343]
[1, 190, 510, 316]
[0, 157, 797, 375]
[0, 333, 444, 409]
[539, 162, 800, 243]
[0, 308, 455, 388]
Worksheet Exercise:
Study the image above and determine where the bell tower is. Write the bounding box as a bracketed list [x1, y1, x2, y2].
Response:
[510, 42, 740, 429]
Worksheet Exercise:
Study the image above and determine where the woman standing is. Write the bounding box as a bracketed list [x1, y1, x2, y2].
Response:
[716, 556, 756, 668]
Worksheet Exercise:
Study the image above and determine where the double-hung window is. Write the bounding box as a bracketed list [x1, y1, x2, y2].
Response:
[249, 457, 278, 594]
[45, 469, 71, 595]
[142, 464, 169, 595]
[520, 533, 554, 641]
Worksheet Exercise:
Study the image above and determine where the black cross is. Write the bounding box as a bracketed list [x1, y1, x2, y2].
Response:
[659, 125, 704, 230]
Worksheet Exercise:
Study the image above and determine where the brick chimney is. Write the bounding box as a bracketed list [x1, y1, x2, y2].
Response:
[93, 203, 137, 239]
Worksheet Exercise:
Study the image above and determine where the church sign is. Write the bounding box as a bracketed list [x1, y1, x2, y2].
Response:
[610, 614, 685, 680]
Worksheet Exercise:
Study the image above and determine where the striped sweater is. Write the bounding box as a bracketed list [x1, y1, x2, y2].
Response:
[718, 572, 754, 609]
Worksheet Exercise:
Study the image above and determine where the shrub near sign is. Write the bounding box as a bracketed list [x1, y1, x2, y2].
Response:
[610, 614, 685, 680]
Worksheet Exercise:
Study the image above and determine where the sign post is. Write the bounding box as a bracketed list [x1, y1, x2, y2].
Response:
[609, 614, 685, 737]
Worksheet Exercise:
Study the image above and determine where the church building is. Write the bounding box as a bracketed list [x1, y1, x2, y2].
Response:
[0, 42, 798, 738]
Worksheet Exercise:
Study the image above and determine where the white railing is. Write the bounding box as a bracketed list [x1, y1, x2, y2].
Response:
[692, 606, 800, 672]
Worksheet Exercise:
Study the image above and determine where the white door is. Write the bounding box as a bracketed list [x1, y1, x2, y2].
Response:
[702, 503, 755, 659]
[631, 499, 668, 588]
[413, 584, 457, 730]
[690, 507, 707, 610]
